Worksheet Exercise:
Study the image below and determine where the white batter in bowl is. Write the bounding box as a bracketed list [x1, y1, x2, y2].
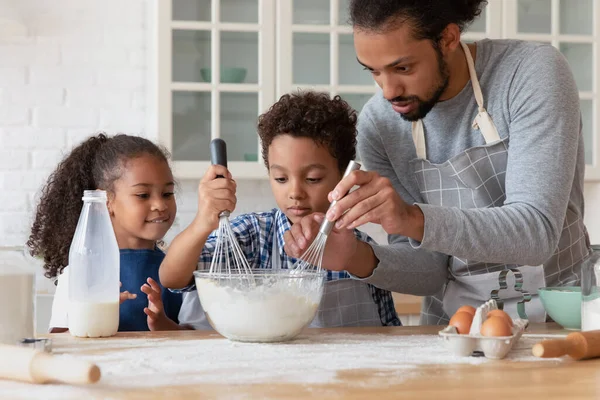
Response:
[194, 269, 325, 342]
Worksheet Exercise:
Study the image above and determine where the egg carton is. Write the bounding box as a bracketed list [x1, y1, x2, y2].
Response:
[438, 299, 529, 359]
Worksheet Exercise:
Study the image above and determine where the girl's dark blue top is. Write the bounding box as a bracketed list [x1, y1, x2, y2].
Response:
[118, 248, 182, 331]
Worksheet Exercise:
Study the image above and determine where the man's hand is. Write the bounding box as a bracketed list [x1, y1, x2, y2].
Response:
[283, 213, 375, 277]
[325, 170, 424, 241]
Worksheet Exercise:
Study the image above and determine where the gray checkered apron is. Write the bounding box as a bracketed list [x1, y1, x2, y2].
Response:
[413, 42, 587, 325]
[272, 230, 381, 327]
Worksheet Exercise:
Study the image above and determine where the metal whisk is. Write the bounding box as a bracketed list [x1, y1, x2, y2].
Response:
[208, 138, 254, 278]
[292, 160, 362, 272]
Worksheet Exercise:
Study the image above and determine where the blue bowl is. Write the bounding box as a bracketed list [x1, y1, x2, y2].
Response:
[538, 286, 581, 330]
[200, 67, 247, 83]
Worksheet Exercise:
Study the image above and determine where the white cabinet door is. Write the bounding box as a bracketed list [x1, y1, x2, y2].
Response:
[276, 0, 378, 114]
[462, 0, 504, 41]
[158, 0, 275, 179]
[501, 0, 600, 181]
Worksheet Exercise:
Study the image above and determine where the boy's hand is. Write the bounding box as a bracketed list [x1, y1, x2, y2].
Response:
[141, 277, 169, 331]
[194, 165, 237, 235]
[283, 213, 358, 271]
[119, 282, 137, 304]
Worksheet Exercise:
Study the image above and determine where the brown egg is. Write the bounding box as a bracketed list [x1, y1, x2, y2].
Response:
[480, 316, 512, 337]
[486, 309, 513, 327]
[449, 311, 474, 334]
[455, 305, 476, 316]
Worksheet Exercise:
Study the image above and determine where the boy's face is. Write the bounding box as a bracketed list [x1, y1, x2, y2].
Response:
[267, 134, 343, 224]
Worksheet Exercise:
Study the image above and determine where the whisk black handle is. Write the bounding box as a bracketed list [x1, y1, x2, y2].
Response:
[320, 160, 362, 235]
[210, 138, 230, 217]
[210, 138, 227, 178]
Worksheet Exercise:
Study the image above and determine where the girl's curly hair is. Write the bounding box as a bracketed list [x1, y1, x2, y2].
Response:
[257, 91, 358, 173]
[27, 133, 170, 280]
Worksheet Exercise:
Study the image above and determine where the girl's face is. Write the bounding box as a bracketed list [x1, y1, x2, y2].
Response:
[107, 154, 177, 249]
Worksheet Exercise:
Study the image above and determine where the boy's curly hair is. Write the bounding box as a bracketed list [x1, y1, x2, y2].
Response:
[27, 133, 170, 280]
[257, 91, 358, 173]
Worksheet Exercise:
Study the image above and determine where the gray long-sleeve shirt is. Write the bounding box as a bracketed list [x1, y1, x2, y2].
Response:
[357, 39, 588, 296]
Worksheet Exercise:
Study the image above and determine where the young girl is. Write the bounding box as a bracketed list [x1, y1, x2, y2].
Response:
[28, 133, 187, 332]
[160, 92, 400, 328]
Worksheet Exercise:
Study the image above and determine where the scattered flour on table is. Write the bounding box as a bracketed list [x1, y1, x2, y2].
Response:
[0, 333, 562, 399]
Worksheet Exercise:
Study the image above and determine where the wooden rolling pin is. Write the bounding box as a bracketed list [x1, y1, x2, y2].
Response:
[0, 344, 101, 384]
[532, 330, 600, 360]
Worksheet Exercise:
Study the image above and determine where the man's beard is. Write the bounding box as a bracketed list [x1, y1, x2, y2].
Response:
[391, 46, 450, 122]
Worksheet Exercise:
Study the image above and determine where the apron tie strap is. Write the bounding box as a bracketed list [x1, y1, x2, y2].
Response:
[411, 42, 501, 160]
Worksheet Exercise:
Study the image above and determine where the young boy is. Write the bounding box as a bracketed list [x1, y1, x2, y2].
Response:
[160, 91, 400, 328]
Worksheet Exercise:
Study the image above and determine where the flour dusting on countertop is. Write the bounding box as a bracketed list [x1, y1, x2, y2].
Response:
[0, 333, 562, 399]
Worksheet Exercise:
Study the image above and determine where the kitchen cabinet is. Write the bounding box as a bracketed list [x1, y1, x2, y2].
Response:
[157, 0, 600, 180]
[158, 0, 276, 179]
[499, 0, 600, 180]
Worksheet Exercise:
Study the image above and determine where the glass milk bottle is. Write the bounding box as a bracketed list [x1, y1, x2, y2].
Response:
[581, 245, 600, 331]
[68, 190, 120, 338]
[0, 247, 34, 345]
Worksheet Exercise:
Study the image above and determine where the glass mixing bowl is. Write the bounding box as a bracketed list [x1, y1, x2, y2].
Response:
[193, 269, 326, 342]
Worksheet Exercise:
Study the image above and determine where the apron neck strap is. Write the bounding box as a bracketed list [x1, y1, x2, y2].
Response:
[411, 42, 500, 160]
[461, 41, 485, 113]
[412, 120, 427, 160]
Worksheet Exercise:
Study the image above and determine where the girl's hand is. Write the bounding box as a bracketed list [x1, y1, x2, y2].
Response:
[141, 277, 168, 331]
[119, 282, 137, 304]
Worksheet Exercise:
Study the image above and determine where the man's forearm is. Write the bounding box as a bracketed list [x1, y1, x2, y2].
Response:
[345, 240, 378, 278]
[349, 240, 449, 296]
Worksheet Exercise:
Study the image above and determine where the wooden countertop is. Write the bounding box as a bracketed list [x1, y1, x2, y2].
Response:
[4, 324, 599, 399]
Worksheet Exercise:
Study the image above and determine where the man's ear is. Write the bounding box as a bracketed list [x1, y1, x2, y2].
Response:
[439, 23, 461, 55]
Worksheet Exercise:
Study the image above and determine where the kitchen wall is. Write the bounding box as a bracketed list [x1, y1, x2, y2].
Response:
[0, 1, 599, 330]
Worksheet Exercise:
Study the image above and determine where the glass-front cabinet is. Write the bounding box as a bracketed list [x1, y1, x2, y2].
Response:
[157, 0, 600, 180]
[159, 0, 275, 178]
[502, 0, 599, 179]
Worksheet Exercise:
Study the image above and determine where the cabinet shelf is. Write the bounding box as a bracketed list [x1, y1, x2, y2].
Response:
[291, 25, 352, 34]
[171, 21, 260, 32]
[172, 82, 261, 92]
[172, 161, 267, 180]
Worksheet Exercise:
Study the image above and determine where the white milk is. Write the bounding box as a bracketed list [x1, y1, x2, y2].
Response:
[582, 297, 600, 331]
[0, 272, 34, 345]
[68, 301, 119, 338]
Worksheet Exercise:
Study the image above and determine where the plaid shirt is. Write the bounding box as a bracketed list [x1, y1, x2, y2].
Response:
[187, 208, 400, 326]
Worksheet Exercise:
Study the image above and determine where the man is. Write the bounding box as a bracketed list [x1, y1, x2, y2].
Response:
[284, 0, 590, 324]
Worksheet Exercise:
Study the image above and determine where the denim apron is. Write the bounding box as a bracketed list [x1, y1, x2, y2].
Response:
[119, 248, 182, 331]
